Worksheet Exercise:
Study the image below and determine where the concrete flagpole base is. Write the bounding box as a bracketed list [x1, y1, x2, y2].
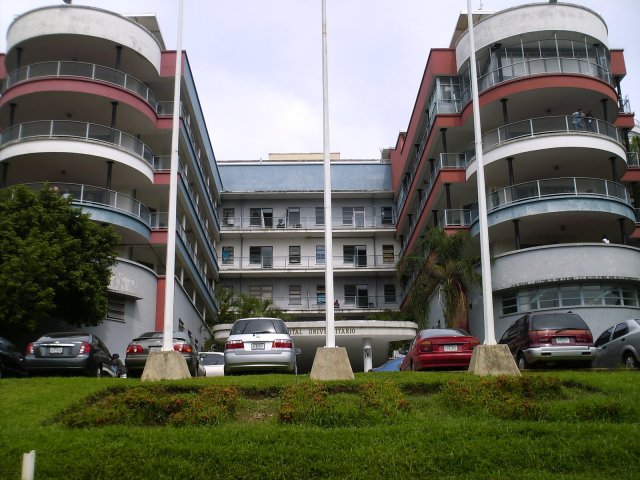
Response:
[468, 344, 521, 376]
[310, 347, 355, 381]
[141, 351, 192, 381]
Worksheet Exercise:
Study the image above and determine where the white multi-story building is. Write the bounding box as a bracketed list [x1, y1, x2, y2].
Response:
[214, 153, 417, 372]
[0, 5, 222, 356]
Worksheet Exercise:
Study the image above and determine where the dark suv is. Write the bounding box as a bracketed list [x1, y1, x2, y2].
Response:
[499, 312, 595, 370]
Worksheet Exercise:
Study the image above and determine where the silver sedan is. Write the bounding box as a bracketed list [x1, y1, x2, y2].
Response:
[593, 319, 640, 369]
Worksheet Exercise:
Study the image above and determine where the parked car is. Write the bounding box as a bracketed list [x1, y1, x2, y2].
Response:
[499, 312, 595, 370]
[24, 332, 121, 377]
[371, 356, 404, 372]
[125, 331, 199, 377]
[399, 328, 480, 371]
[0, 336, 28, 378]
[198, 351, 225, 377]
[593, 319, 640, 369]
[224, 317, 298, 375]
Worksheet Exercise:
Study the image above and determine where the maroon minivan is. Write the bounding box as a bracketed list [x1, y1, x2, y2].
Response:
[498, 312, 595, 370]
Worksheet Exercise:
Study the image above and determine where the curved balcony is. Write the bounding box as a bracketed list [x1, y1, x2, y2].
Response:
[491, 243, 640, 292]
[3, 62, 158, 111]
[465, 115, 623, 166]
[469, 177, 635, 231]
[19, 182, 151, 236]
[0, 121, 155, 166]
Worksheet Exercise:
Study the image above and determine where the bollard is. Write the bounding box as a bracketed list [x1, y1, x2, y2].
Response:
[21, 450, 35, 480]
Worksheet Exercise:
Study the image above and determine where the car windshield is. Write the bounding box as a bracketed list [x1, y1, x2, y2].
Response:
[231, 318, 288, 335]
[531, 314, 588, 331]
[201, 354, 224, 365]
[420, 328, 468, 338]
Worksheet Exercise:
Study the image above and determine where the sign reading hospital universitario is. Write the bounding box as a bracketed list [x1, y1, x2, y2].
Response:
[288, 327, 357, 336]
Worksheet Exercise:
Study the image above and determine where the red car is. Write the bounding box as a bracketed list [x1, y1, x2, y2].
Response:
[400, 328, 480, 371]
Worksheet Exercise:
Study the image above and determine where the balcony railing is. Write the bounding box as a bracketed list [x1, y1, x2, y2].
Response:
[401, 153, 468, 251]
[177, 222, 217, 293]
[221, 215, 395, 231]
[220, 254, 399, 270]
[150, 211, 169, 229]
[3, 61, 158, 110]
[438, 209, 472, 228]
[254, 295, 399, 312]
[478, 56, 612, 95]
[21, 182, 151, 225]
[465, 115, 622, 163]
[0, 121, 155, 166]
[469, 176, 631, 221]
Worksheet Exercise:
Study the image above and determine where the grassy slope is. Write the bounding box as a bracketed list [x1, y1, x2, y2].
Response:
[1, 371, 639, 480]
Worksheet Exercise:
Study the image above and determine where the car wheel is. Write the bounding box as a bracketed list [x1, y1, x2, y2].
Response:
[92, 364, 102, 378]
[517, 354, 529, 371]
[623, 353, 638, 369]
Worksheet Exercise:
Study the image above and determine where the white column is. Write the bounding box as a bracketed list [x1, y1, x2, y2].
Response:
[362, 337, 373, 372]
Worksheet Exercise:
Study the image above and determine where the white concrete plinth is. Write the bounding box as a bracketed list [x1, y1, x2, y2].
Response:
[468, 344, 521, 376]
[141, 351, 191, 381]
[309, 347, 354, 381]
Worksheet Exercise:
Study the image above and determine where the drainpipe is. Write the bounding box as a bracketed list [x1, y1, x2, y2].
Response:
[440, 128, 448, 153]
[601, 98, 609, 122]
[8, 103, 17, 127]
[0, 163, 8, 188]
[610, 157, 619, 183]
[513, 219, 521, 250]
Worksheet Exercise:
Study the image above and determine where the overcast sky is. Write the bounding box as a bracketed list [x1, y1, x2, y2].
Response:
[1, 0, 639, 160]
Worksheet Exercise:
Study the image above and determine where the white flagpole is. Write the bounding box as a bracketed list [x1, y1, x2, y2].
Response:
[162, 0, 184, 351]
[467, 0, 496, 344]
[322, 0, 335, 348]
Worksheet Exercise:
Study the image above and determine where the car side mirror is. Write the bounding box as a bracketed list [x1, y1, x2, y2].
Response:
[295, 348, 302, 355]
[398, 348, 407, 355]
[112, 353, 120, 360]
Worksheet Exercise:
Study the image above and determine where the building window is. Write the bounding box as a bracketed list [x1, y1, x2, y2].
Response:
[249, 285, 273, 300]
[381, 206, 393, 225]
[222, 208, 235, 226]
[316, 245, 325, 264]
[344, 245, 367, 266]
[344, 284, 369, 307]
[289, 285, 302, 305]
[317, 285, 326, 305]
[342, 206, 365, 227]
[501, 283, 640, 315]
[249, 207, 273, 228]
[382, 244, 395, 263]
[315, 207, 324, 226]
[106, 294, 126, 322]
[249, 246, 273, 268]
[384, 284, 396, 304]
[289, 246, 301, 265]
[287, 207, 301, 227]
[221, 246, 234, 265]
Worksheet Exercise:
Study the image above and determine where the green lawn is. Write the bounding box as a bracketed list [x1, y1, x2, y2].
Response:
[1, 371, 639, 479]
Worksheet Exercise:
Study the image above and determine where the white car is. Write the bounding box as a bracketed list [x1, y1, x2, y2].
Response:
[224, 317, 298, 375]
[198, 352, 225, 377]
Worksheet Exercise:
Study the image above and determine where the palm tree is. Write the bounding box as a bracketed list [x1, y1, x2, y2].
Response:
[215, 288, 292, 324]
[396, 227, 480, 331]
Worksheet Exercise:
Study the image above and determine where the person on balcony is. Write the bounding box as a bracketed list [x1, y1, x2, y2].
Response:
[572, 108, 585, 130]
[585, 111, 594, 131]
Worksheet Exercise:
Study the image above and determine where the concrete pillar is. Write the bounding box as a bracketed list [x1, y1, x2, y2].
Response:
[362, 337, 373, 372]
[440, 128, 448, 153]
[0, 163, 8, 188]
[445, 183, 452, 209]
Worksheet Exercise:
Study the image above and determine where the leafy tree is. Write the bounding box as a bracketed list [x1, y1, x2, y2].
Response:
[396, 227, 480, 331]
[215, 288, 292, 324]
[0, 185, 120, 335]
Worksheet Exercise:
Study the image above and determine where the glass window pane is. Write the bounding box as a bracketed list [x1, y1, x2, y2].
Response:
[316, 245, 325, 264]
[560, 286, 581, 306]
[502, 293, 518, 315]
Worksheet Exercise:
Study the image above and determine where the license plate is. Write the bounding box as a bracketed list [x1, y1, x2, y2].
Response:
[555, 337, 571, 344]
[251, 343, 265, 351]
[444, 345, 458, 352]
[49, 347, 63, 354]
[148, 346, 161, 352]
